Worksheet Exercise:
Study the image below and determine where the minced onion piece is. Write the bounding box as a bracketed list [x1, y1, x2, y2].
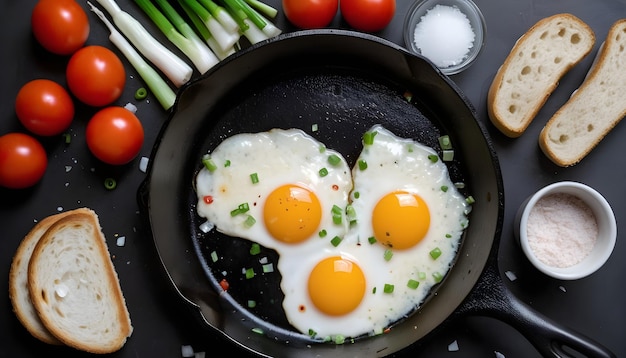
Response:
[139, 156, 150, 173]
[199, 220, 214, 233]
[448, 340, 459, 352]
[124, 102, 138, 113]
[88, 2, 176, 110]
[95, 0, 193, 88]
[181, 345, 194, 357]
[438, 135, 452, 150]
[116, 236, 126, 246]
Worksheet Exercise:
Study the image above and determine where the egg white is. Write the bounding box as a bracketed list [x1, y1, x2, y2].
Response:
[195, 125, 471, 342]
[281, 125, 470, 339]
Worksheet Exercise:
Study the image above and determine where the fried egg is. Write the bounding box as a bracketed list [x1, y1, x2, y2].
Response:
[195, 125, 471, 342]
[280, 125, 470, 340]
[195, 127, 352, 257]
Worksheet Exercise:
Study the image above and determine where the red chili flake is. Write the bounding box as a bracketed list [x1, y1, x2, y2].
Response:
[204, 195, 214, 204]
[383, 327, 391, 334]
[298, 304, 306, 313]
[332, 184, 339, 191]
[219, 278, 229, 291]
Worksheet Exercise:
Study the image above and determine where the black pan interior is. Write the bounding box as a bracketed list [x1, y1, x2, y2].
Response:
[144, 30, 503, 357]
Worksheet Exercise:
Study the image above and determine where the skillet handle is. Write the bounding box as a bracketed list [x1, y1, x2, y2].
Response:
[455, 261, 616, 358]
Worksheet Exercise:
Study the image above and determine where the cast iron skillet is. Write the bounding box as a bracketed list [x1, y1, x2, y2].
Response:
[138, 30, 615, 357]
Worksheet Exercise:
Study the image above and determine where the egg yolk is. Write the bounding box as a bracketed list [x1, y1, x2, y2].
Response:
[372, 191, 430, 250]
[264, 184, 322, 244]
[308, 256, 366, 316]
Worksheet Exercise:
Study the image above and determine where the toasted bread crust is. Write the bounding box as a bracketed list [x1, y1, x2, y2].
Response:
[9, 212, 70, 345]
[487, 13, 595, 138]
[539, 19, 626, 166]
[27, 208, 132, 354]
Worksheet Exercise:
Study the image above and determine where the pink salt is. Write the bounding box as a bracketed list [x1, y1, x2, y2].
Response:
[526, 193, 598, 268]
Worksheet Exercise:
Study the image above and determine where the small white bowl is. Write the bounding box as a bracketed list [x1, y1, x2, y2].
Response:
[514, 181, 616, 280]
[403, 0, 486, 75]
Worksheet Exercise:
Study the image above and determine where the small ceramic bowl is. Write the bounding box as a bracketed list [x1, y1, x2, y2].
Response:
[514, 181, 616, 280]
[403, 0, 486, 75]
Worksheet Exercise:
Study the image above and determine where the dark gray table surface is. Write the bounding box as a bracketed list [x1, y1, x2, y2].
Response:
[1, 0, 624, 357]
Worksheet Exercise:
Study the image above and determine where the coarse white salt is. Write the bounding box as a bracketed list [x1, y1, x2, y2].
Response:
[526, 193, 598, 268]
[413, 5, 475, 68]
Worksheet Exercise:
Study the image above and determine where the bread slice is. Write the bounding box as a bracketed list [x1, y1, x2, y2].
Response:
[9, 212, 71, 345]
[487, 13, 595, 137]
[27, 208, 132, 354]
[539, 19, 626, 166]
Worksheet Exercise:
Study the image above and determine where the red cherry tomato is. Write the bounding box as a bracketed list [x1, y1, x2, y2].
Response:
[340, 0, 396, 32]
[66, 46, 126, 107]
[0, 133, 48, 189]
[282, 0, 338, 29]
[15, 79, 75, 137]
[86, 107, 144, 165]
[31, 0, 90, 55]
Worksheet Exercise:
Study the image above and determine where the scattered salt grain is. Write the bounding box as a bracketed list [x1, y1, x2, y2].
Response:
[559, 285, 567, 293]
[447, 340, 459, 351]
[55, 284, 69, 298]
[124, 102, 137, 113]
[413, 5, 475, 68]
[495, 351, 506, 358]
[504, 270, 517, 281]
[526, 193, 598, 268]
[116, 236, 126, 247]
[181, 345, 194, 357]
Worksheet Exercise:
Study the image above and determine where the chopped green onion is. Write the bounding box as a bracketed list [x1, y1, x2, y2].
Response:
[244, 215, 256, 227]
[363, 131, 377, 145]
[318, 167, 328, 177]
[345, 205, 357, 225]
[430, 247, 442, 260]
[251, 327, 263, 335]
[63, 133, 71, 144]
[311, 123, 318, 132]
[327, 154, 341, 166]
[334, 335, 346, 344]
[224, 159, 231, 167]
[245, 267, 255, 279]
[95, 0, 193, 87]
[353, 191, 360, 199]
[249, 243, 261, 255]
[407, 279, 420, 289]
[438, 135, 452, 150]
[433, 272, 443, 283]
[383, 283, 394, 293]
[308, 328, 317, 338]
[358, 159, 367, 171]
[331, 205, 342, 224]
[372, 287, 377, 294]
[442, 149, 454, 161]
[202, 154, 218, 172]
[262, 263, 273, 273]
[383, 249, 393, 261]
[330, 236, 342, 247]
[134, 87, 148, 100]
[247, 300, 256, 308]
[104, 177, 117, 190]
[210, 250, 218, 262]
[441, 185, 449, 192]
[403, 90, 413, 102]
[445, 233, 452, 238]
[368, 236, 377, 244]
[250, 172, 259, 184]
[318, 144, 326, 153]
[466, 196, 476, 204]
[230, 202, 250, 216]
[318, 229, 327, 238]
[428, 154, 439, 163]
[88, 2, 176, 110]
[418, 272, 427, 280]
